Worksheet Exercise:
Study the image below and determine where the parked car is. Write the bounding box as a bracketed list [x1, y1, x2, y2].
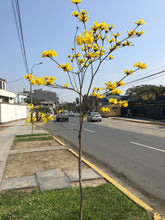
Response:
[68, 111, 75, 117]
[56, 110, 69, 122]
[87, 112, 102, 122]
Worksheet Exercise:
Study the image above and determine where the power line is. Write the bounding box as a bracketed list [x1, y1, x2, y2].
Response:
[124, 70, 165, 86]
[11, 0, 29, 75]
[7, 77, 24, 84]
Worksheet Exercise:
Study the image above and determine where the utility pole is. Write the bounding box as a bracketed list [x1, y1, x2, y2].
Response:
[30, 62, 43, 105]
[29, 62, 43, 134]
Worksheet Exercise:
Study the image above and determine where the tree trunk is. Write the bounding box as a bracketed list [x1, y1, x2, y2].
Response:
[78, 97, 83, 220]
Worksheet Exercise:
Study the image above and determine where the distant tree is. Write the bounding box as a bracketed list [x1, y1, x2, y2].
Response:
[76, 97, 80, 105]
[24, 98, 41, 106]
[125, 85, 165, 100]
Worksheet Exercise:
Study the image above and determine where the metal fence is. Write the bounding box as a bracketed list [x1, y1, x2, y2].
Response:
[121, 100, 165, 120]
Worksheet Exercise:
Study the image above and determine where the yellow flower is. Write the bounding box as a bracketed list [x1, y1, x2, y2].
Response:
[134, 62, 147, 70]
[136, 30, 145, 36]
[35, 77, 43, 86]
[116, 81, 125, 87]
[127, 30, 136, 38]
[134, 19, 146, 25]
[108, 55, 114, 59]
[90, 92, 97, 97]
[97, 93, 104, 99]
[71, 0, 81, 3]
[84, 33, 94, 45]
[78, 58, 85, 65]
[58, 63, 72, 72]
[124, 69, 134, 75]
[30, 80, 36, 85]
[78, 10, 89, 23]
[32, 116, 37, 122]
[41, 50, 57, 58]
[26, 118, 30, 123]
[72, 10, 79, 17]
[111, 89, 122, 95]
[42, 117, 48, 123]
[76, 34, 84, 46]
[123, 40, 132, 47]
[59, 109, 64, 113]
[48, 116, 53, 120]
[109, 98, 114, 103]
[28, 105, 34, 110]
[122, 101, 128, 107]
[63, 83, 68, 88]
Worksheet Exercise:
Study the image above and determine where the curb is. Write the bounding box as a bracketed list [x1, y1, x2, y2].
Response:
[53, 135, 165, 220]
[111, 117, 165, 126]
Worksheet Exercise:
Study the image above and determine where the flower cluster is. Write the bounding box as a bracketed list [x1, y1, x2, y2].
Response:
[71, 0, 81, 4]
[24, 75, 56, 86]
[134, 62, 147, 69]
[72, 9, 89, 23]
[58, 63, 72, 72]
[90, 87, 104, 99]
[25, 103, 53, 124]
[109, 98, 128, 107]
[41, 50, 57, 58]
[105, 81, 123, 95]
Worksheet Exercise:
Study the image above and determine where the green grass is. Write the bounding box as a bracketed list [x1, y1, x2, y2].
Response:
[14, 135, 54, 142]
[15, 133, 50, 138]
[14, 136, 54, 142]
[0, 184, 152, 220]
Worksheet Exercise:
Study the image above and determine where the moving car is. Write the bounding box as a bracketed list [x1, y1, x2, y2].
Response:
[87, 112, 102, 122]
[56, 110, 69, 122]
[68, 111, 75, 116]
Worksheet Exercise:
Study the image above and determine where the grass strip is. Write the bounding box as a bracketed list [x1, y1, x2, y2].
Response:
[15, 133, 50, 138]
[0, 184, 152, 219]
[14, 136, 54, 142]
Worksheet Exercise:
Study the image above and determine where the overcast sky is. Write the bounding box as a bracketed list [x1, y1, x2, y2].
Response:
[1, 0, 165, 102]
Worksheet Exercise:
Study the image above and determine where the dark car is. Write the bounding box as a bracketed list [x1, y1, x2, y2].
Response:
[87, 112, 102, 122]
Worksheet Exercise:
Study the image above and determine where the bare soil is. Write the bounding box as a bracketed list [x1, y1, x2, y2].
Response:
[11, 140, 59, 150]
[3, 140, 105, 188]
[4, 149, 88, 179]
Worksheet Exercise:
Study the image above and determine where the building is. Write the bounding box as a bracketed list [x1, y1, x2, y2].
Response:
[0, 78, 16, 104]
[32, 89, 59, 114]
[0, 78, 28, 123]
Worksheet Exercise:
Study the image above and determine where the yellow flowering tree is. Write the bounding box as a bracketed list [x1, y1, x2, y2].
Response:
[24, 0, 147, 219]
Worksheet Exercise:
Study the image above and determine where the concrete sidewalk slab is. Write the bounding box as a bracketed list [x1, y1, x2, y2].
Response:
[9, 145, 66, 155]
[0, 176, 37, 191]
[65, 168, 102, 182]
[36, 169, 71, 191]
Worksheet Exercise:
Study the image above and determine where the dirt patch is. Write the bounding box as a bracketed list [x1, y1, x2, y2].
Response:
[11, 140, 59, 150]
[71, 179, 107, 187]
[3, 150, 89, 179]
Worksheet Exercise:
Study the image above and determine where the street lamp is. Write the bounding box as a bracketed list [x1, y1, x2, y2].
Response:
[30, 62, 43, 105]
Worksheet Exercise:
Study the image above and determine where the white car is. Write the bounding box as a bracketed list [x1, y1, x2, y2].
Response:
[87, 112, 102, 122]
[56, 110, 69, 122]
[68, 111, 75, 116]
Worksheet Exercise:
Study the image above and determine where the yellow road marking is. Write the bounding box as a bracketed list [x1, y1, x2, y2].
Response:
[52, 135, 165, 218]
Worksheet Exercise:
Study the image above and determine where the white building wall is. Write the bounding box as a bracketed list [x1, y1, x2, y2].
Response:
[0, 103, 28, 123]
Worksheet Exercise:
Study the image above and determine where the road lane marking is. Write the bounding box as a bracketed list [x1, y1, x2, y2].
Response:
[130, 141, 165, 153]
[84, 128, 95, 133]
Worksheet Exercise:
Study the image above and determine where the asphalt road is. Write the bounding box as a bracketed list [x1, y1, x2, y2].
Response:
[44, 117, 165, 205]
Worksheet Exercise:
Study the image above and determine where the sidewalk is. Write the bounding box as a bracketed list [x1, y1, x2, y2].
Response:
[0, 119, 104, 191]
[111, 116, 165, 126]
[0, 119, 165, 219]
[0, 119, 46, 184]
